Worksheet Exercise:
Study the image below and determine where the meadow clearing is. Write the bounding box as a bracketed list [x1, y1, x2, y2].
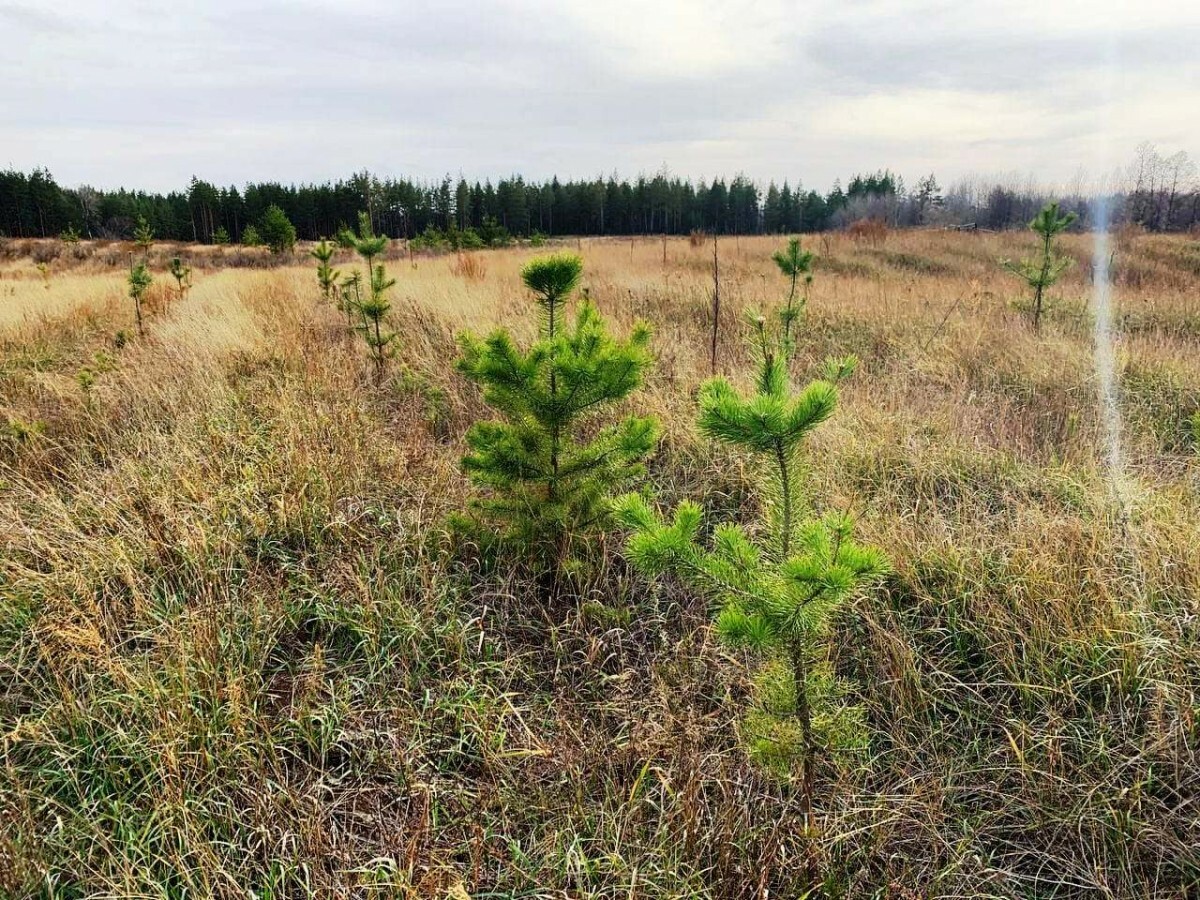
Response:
[1, 228, 1199, 898]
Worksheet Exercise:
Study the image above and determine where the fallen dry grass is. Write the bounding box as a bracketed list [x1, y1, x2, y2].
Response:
[1, 230, 1198, 897]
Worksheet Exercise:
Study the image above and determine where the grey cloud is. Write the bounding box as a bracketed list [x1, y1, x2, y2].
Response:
[1, 0, 1196, 191]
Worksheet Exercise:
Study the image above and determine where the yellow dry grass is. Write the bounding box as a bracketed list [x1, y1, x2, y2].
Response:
[1, 230, 1199, 897]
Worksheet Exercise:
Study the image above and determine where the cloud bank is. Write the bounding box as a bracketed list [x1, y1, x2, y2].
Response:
[2, 0, 1197, 191]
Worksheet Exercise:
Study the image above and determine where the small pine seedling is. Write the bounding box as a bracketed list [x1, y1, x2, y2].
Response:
[771, 237, 815, 356]
[347, 211, 388, 271]
[133, 216, 154, 257]
[128, 260, 152, 336]
[310, 239, 340, 303]
[35, 262, 50, 288]
[456, 253, 658, 583]
[61, 225, 81, 245]
[1002, 201, 1078, 330]
[354, 263, 399, 384]
[615, 319, 886, 845]
[168, 256, 191, 304]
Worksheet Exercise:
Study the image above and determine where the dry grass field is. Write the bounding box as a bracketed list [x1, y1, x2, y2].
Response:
[2, 229, 1199, 898]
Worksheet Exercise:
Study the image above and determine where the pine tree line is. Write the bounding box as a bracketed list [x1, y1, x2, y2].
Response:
[4, 149, 1198, 243]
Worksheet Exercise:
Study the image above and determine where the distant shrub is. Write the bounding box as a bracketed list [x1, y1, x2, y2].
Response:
[212, 226, 230, 245]
[241, 225, 262, 248]
[409, 226, 447, 254]
[477, 216, 512, 248]
[258, 205, 297, 255]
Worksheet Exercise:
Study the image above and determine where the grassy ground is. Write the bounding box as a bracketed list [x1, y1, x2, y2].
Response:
[1, 229, 1199, 898]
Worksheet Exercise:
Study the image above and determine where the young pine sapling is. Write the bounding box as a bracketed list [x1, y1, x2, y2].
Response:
[354, 264, 399, 383]
[616, 318, 885, 848]
[771, 237, 815, 356]
[168, 256, 191, 304]
[128, 260, 152, 337]
[456, 253, 658, 583]
[1002, 201, 1078, 330]
[347, 211, 387, 271]
[133, 216, 154, 257]
[310, 239, 340, 303]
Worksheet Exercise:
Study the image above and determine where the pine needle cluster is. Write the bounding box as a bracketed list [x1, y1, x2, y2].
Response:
[456, 253, 658, 578]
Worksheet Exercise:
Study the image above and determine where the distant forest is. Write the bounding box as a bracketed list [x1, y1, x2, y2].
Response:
[2, 144, 1196, 242]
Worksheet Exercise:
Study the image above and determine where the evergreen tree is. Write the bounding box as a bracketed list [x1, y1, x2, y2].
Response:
[771, 237, 815, 355]
[456, 253, 658, 577]
[1002, 201, 1078, 330]
[310, 239, 339, 302]
[259, 204, 297, 254]
[241, 225, 262, 247]
[212, 225, 230, 245]
[353, 264, 398, 383]
[168, 256, 191, 303]
[128, 260, 152, 337]
[339, 215, 397, 379]
[347, 210, 387, 269]
[615, 317, 886, 848]
[133, 216, 154, 256]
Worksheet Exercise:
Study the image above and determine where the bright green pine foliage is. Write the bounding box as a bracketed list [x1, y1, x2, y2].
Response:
[127, 261, 152, 337]
[338, 214, 398, 378]
[457, 253, 658, 568]
[258, 204, 297, 254]
[168, 256, 191, 302]
[771, 236, 814, 355]
[348, 211, 387, 269]
[355, 264, 398, 381]
[133, 216, 154, 255]
[310, 239, 340, 302]
[616, 319, 886, 827]
[1002, 200, 1078, 329]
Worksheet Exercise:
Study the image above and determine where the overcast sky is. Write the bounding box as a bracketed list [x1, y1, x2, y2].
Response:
[3, 0, 1198, 192]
